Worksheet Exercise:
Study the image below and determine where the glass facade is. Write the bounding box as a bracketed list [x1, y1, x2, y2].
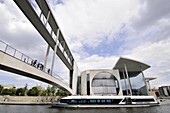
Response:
[92, 72, 119, 95]
[120, 72, 148, 95]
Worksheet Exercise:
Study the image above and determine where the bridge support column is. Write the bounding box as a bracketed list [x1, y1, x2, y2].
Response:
[69, 59, 74, 89]
[50, 29, 60, 74]
[44, 46, 50, 71]
[69, 70, 73, 89]
[43, 11, 51, 72]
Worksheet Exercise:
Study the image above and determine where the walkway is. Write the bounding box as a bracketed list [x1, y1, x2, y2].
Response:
[0, 40, 73, 94]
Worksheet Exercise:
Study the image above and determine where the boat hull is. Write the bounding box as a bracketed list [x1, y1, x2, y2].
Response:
[52, 95, 160, 108]
[52, 104, 159, 108]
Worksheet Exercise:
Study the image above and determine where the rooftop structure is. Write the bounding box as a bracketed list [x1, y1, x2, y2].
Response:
[77, 57, 151, 96]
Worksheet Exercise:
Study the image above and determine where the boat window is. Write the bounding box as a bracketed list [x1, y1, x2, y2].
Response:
[132, 98, 155, 102]
[70, 99, 78, 104]
[106, 99, 112, 103]
[78, 99, 87, 104]
[101, 100, 105, 103]
[90, 99, 96, 103]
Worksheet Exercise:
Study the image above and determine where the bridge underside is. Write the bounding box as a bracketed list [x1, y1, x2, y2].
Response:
[0, 51, 73, 94]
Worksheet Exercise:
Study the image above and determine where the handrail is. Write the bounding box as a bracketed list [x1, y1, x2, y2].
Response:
[0, 40, 68, 86]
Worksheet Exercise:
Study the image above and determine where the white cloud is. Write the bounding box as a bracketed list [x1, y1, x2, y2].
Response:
[76, 54, 119, 71]
[1, 0, 170, 90]
[49, 0, 140, 49]
[130, 0, 170, 30]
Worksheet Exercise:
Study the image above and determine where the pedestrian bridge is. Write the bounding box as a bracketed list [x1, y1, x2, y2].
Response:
[0, 50, 73, 94]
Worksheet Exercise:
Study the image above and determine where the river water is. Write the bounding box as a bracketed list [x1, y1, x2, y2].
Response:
[0, 100, 170, 113]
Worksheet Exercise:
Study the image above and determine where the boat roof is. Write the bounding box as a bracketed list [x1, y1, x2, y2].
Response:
[62, 95, 155, 99]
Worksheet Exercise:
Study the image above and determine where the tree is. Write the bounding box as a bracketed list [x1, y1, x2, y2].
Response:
[0, 85, 3, 95]
[56, 89, 68, 96]
[40, 90, 47, 96]
[46, 85, 57, 96]
[46, 85, 52, 96]
[27, 87, 40, 96]
[16, 88, 25, 96]
[51, 86, 56, 96]
[1, 88, 15, 96]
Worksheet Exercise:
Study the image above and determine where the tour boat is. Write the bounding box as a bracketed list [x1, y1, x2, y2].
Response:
[52, 95, 160, 108]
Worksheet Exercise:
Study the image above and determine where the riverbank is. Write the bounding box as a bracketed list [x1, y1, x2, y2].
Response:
[158, 96, 170, 99]
[0, 96, 62, 104]
[0, 101, 52, 105]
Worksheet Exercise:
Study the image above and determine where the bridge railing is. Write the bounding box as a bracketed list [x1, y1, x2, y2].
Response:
[0, 40, 68, 86]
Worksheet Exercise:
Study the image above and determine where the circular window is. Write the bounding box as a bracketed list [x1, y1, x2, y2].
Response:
[92, 72, 119, 95]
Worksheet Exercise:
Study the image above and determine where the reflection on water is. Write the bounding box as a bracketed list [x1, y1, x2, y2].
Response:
[0, 100, 170, 113]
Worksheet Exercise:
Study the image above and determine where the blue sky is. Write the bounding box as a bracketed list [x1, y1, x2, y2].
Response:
[0, 0, 170, 89]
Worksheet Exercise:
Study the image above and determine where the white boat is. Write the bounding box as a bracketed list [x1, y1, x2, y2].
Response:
[52, 95, 160, 108]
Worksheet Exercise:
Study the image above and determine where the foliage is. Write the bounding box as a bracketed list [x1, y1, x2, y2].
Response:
[27, 87, 40, 96]
[40, 90, 47, 96]
[16, 88, 25, 96]
[0, 85, 3, 95]
[1, 88, 16, 96]
[46, 85, 56, 96]
[0, 84, 68, 96]
[56, 89, 69, 96]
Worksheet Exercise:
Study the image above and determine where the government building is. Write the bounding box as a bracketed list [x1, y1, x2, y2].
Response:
[76, 57, 150, 96]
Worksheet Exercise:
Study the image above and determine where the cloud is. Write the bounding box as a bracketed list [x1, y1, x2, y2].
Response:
[76, 55, 119, 71]
[1, 0, 170, 89]
[130, 0, 170, 30]
[49, 0, 140, 50]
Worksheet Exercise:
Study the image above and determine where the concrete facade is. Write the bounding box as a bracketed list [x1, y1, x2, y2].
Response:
[80, 69, 123, 96]
[76, 57, 151, 96]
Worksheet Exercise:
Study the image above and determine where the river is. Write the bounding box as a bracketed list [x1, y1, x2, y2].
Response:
[0, 100, 170, 113]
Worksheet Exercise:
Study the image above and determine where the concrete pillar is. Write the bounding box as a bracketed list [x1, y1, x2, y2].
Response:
[141, 71, 149, 95]
[124, 63, 132, 96]
[122, 69, 129, 95]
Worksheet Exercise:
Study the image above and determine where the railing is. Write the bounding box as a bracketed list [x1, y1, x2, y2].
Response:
[0, 40, 68, 86]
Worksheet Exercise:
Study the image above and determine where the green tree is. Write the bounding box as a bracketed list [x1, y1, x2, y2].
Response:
[46, 85, 57, 96]
[27, 87, 40, 96]
[0, 85, 3, 95]
[56, 89, 68, 96]
[16, 88, 25, 96]
[1, 88, 15, 96]
[40, 90, 47, 96]
[51, 86, 56, 96]
[46, 85, 52, 96]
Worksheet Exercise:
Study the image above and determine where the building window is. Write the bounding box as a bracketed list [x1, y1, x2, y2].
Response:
[92, 72, 119, 95]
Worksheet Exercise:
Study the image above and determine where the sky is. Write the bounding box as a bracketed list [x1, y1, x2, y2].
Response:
[0, 0, 170, 89]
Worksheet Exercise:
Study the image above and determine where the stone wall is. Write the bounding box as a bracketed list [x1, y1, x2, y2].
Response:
[0, 96, 62, 102]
